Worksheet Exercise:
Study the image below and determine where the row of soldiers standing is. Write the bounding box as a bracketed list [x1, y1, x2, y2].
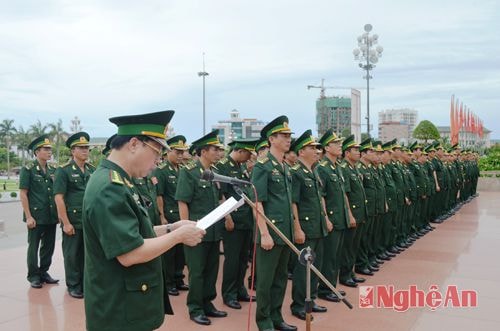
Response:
[19, 113, 479, 331]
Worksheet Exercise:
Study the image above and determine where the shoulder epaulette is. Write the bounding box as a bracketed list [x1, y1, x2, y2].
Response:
[185, 161, 197, 170]
[257, 156, 269, 164]
[319, 160, 328, 167]
[219, 157, 228, 165]
[110, 170, 124, 185]
[86, 162, 95, 169]
[291, 163, 300, 171]
[24, 163, 33, 170]
[211, 164, 219, 171]
[340, 162, 347, 168]
[356, 163, 362, 168]
[158, 163, 167, 170]
[59, 161, 72, 168]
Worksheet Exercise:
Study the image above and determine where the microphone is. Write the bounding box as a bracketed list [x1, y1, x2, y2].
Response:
[202, 169, 252, 186]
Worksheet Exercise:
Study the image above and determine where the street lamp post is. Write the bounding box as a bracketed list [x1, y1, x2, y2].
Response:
[353, 24, 383, 137]
[198, 53, 209, 135]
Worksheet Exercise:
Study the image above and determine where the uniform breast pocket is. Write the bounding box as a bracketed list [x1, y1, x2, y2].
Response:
[124, 272, 161, 322]
[269, 175, 285, 193]
[303, 178, 315, 190]
[329, 174, 339, 183]
[167, 176, 177, 185]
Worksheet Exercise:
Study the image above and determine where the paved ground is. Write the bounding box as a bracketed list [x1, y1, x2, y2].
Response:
[0, 192, 499, 331]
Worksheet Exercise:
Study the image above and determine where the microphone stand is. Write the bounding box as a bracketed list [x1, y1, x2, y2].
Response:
[232, 185, 353, 311]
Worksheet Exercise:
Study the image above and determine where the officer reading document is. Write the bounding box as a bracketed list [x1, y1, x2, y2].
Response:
[82, 110, 205, 331]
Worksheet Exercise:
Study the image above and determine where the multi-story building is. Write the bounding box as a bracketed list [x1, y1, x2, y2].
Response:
[212, 109, 267, 145]
[379, 122, 411, 144]
[316, 96, 351, 137]
[437, 126, 491, 149]
[379, 109, 418, 135]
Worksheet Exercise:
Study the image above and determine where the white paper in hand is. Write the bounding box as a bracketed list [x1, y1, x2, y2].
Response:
[196, 197, 245, 230]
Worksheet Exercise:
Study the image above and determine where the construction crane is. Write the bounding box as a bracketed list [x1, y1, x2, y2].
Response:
[307, 78, 371, 98]
[307, 79, 372, 136]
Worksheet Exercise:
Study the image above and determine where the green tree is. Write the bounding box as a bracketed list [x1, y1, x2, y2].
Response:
[15, 126, 33, 166]
[0, 119, 18, 178]
[412, 120, 440, 142]
[49, 119, 67, 164]
[29, 120, 48, 137]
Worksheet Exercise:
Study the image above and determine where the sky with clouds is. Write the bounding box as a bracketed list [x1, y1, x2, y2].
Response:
[1, 0, 499, 141]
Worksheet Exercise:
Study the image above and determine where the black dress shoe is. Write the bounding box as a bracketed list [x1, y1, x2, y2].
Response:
[238, 294, 256, 302]
[177, 283, 189, 291]
[355, 268, 374, 276]
[385, 251, 397, 258]
[205, 309, 228, 318]
[312, 303, 327, 312]
[190, 315, 211, 325]
[224, 300, 241, 309]
[389, 247, 401, 254]
[340, 279, 358, 287]
[338, 289, 346, 296]
[68, 289, 84, 299]
[319, 293, 340, 302]
[291, 311, 312, 321]
[30, 280, 42, 289]
[41, 274, 59, 284]
[352, 276, 366, 283]
[287, 272, 293, 280]
[368, 265, 379, 272]
[274, 321, 298, 331]
[167, 287, 179, 296]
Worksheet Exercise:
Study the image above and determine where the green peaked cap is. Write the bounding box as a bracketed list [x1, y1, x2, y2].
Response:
[260, 115, 293, 138]
[255, 137, 269, 152]
[109, 110, 174, 149]
[228, 138, 258, 152]
[290, 129, 320, 153]
[319, 129, 343, 147]
[342, 134, 360, 152]
[28, 134, 52, 151]
[102, 134, 117, 155]
[167, 135, 189, 151]
[191, 130, 223, 151]
[359, 137, 373, 152]
[66, 131, 90, 148]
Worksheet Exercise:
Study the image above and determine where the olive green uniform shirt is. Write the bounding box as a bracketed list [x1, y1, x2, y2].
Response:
[175, 160, 222, 242]
[82, 159, 171, 331]
[154, 161, 181, 222]
[251, 152, 294, 244]
[315, 157, 350, 230]
[53, 160, 95, 229]
[340, 160, 368, 224]
[291, 160, 328, 239]
[19, 160, 58, 224]
[216, 156, 253, 230]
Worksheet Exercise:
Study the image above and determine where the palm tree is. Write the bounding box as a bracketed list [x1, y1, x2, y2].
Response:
[29, 120, 48, 137]
[49, 119, 67, 164]
[16, 126, 33, 166]
[0, 119, 18, 179]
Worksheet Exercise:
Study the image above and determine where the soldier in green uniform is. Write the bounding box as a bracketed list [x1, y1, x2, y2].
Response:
[217, 139, 258, 309]
[54, 132, 95, 298]
[379, 141, 398, 260]
[256, 137, 270, 158]
[175, 130, 228, 326]
[355, 138, 378, 276]
[316, 130, 350, 302]
[339, 135, 367, 288]
[289, 130, 329, 320]
[154, 135, 190, 296]
[82, 110, 205, 331]
[19, 135, 59, 289]
[251, 115, 296, 331]
[371, 141, 388, 266]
